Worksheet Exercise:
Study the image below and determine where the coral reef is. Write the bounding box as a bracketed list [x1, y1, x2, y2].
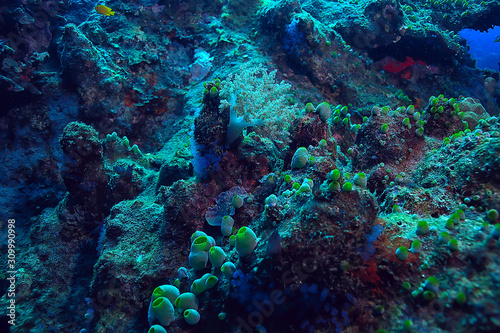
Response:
[0, 1, 499, 333]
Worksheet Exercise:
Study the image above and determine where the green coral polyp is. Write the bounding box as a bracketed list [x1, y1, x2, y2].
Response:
[381, 123, 389, 133]
[395, 246, 408, 261]
[235, 227, 257, 257]
[330, 169, 341, 181]
[191, 236, 210, 252]
[342, 182, 353, 192]
[416, 220, 430, 235]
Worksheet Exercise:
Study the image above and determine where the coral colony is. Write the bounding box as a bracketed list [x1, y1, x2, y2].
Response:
[1, 0, 500, 333]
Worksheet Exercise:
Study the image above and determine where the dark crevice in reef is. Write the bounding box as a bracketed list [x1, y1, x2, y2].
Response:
[367, 35, 456, 67]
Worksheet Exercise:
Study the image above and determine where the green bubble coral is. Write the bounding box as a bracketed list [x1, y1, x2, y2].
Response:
[232, 194, 244, 209]
[175, 292, 199, 311]
[445, 218, 455, 230]
[395, 246, 409, 261]
[291, 147, 309, 169]
[410, 240, 422, 253]
[235, 227, 257, 257]
[209, 246, 226, 268]
[205, 275, 218, 289]
[340, 260, 350, 271]
[403, 319, 413, 332]
[221, 215, 234, 237]
[330, 169, 341, 181]
[448, 238, 458, 251]
[152, 297, 175, 326]
[492, 223, 500, 239]
[381, 123, 389, 133]
[424, 276, 439, 292]
[329, 181, 341, 192]
[316, 102, 331, 122]
[423, 290, 435, 301]
[456, 292, 466, 305]
[487, 209, 499, 222]
[437, 231, 451, 244]
[416, 220, 430, 235]
[184, 309, 201, 325]
[393, 204, 402, 213]
[148, 325, 167, 333]
[342, 182, 353, 192]
[353, 172, 367, 188]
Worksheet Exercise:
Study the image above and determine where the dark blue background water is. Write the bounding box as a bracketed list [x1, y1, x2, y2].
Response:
[460, 26, 500, 70]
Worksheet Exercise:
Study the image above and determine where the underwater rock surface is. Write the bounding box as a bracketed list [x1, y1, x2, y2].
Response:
[0, 0, 499, 332]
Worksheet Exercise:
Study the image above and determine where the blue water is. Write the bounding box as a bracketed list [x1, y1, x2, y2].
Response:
[459, 26, 500, 70]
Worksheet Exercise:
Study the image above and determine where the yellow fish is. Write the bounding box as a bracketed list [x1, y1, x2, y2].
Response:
[95, 5, 115, 16]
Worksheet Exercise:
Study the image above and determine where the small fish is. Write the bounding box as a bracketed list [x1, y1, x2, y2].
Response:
[95, 5, 115, 16]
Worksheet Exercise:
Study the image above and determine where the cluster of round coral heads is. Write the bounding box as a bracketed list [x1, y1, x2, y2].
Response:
[147, 284, 200, 332]
[147, 223, 259, 331]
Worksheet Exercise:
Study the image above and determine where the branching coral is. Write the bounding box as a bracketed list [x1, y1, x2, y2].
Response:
[219, 63, 299, 146]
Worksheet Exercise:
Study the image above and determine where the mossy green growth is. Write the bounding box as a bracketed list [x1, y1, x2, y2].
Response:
[395, 246, 409, 261]
[342, 182, 353, 192]
[416, 220, 430, 235]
